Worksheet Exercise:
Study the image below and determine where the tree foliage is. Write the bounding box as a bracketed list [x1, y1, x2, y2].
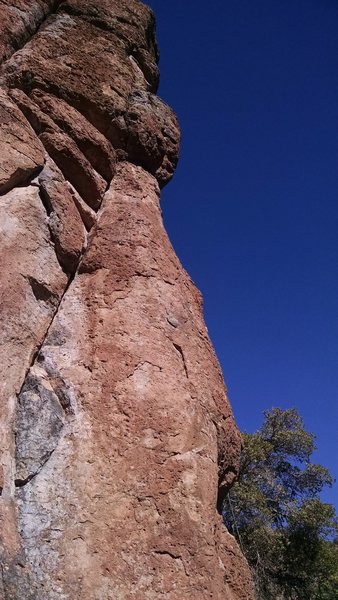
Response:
[222, 408, 338, 599]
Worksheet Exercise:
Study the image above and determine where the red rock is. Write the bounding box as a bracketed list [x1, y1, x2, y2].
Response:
[31, 90, 117, 181]
[0, 89, 44, 193]
[39, 130, 107, 210]
[3, 13, 141, 129]
[3, 5, 179, 187]
[6, 164, 252, 599]
[0, 1, 254, 598]
[38, 157, 86, 273]
[0, 0, 55, 63]
[8, 87, 57, 134]
[124, 91, 180, 187]
[66, 181, 97, 231]
[9, 88, 110, 210]
[60, 0, 160, 91]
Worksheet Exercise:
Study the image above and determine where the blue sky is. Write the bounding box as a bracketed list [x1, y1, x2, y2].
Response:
[146, 0, 338, 508]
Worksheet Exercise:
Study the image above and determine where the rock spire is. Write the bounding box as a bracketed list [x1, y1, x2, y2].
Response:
[0, 1, 254, 598]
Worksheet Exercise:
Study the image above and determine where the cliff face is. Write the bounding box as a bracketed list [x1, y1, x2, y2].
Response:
[0, 2, 254, 598]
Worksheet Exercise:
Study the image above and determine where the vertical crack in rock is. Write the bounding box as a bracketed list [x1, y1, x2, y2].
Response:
[37, 184, 53, 216]
[11, 178, 112, 491]
[0, 1, 255, 599]
[173, 342, 189, 379]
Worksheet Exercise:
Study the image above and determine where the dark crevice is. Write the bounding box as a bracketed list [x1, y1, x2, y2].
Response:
[13, 176, 108, 493]
[217, 464, 238, 516]
[9, 93, 108, 215]
[34, 269, 72, 350]
[211, 415, 239, 516]
[54, 385, 72, 415]
[14, 170, 107, 408]
[14, 449, 54, 488]
[0, 164, 43, 197]
[17, 261, 76, 406]
[37, 184, 52, 216]
[153, 550, 181, 560]
[26, 275, 59, 305]
[173, 343, 189, 379]
[37, 185, 84, 275]
[10, 77, 112, 141]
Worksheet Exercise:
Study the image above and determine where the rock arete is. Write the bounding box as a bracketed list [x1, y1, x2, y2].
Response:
[0, 1, 254, 598]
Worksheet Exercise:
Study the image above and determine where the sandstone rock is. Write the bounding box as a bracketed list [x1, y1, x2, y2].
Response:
[8, 164, 252, 599]
[60, 0, 160, 91]
[3, 12, 142, 128]
[0, 185, 67, 576]
[0, 89, 44, 193]
[106, 90, 180, 187]
[66, 182, 97, 231]
[0, 1, 254, 598]
[0, 0, 55, 63]
[9, 88, 110, 212]
[0, 184, 67, 425]
[8, 87, 58, 135]
[31, 90, 117, 181]
[3, 4, 179, 187]
[38, 157, 86, 273]
[39, 130, 107, 210]
[9, 88, 116, 181]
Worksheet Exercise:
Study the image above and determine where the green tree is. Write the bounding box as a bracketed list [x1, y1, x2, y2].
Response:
[222, 408, 338, 599]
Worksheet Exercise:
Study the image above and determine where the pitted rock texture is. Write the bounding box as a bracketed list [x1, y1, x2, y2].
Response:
[0, 0, 57, 63]
[0, 89, 44, 193]
[0, 1, 254, 599]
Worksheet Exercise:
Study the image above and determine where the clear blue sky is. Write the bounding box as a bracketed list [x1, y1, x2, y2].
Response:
[146, 0, 338, 508]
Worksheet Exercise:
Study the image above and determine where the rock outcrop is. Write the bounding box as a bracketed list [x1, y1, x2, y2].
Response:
[0, 1, 254, 598]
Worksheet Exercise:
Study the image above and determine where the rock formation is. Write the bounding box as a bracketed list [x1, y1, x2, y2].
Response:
[0, 1, 254, 598]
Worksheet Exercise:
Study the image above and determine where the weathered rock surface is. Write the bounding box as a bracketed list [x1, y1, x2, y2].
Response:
[0, 185, 67, 596]
[31, 90, 117, 181]
[2, 1, 179, 187]
[38, 157, 86, 272]
[0, 89, 45, 193]
[0, 1, 254, 598]
[0, 0, 56, 63]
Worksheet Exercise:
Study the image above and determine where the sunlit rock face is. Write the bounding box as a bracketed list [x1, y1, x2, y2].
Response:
[0, 1, 254, 598]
